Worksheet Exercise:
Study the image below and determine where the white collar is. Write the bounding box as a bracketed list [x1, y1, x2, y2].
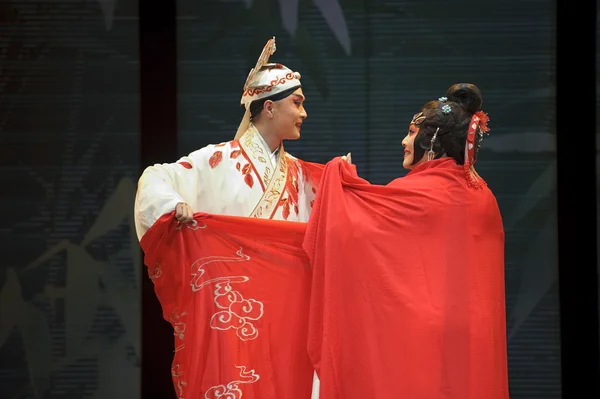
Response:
[253, 126, 280, 156]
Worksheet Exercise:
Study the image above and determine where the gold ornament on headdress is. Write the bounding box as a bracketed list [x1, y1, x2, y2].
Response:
[235, 37, 276, 140]
[242, 37, 277, 95]
[410, 112, 426, 126]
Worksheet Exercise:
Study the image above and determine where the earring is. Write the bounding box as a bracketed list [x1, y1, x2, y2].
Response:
[427, 127, 439, 161]
[427, 149, 435, 161]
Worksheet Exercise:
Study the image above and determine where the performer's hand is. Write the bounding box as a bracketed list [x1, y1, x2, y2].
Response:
[341, 152, 352, 164]
[175, 202, 194, 223]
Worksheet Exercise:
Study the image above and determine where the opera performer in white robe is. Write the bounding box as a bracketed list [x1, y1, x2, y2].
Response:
[135, 37, 342, 399]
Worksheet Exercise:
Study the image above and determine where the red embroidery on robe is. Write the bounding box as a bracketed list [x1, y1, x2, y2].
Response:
[209, 151, 223, 168]
[236, 162, 241, 171]
[178, 161, 192, 169]
[280, 198, 291, 220]
[302, 163, 312, 182]
[231, 150, 242, 159]
[244, 173, 254, 188]
[272, 160, 303, 220]
[280, 160, 300, 218]
[241, 163, 254, 188]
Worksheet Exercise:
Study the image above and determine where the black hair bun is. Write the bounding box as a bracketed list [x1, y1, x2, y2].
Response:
[446, 83, 483, 114]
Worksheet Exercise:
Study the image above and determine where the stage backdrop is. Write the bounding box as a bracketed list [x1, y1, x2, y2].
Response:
[176, 1, 559, 398]
[597, 9, 600, 356]
[0, 0, 560, 398]
[0, 1, 141, 398]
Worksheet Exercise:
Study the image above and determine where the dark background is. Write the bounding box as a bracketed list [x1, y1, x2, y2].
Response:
[0, 0, 596, 398]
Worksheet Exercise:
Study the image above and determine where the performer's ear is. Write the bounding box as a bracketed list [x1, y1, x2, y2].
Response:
[263, 100, 274, 118]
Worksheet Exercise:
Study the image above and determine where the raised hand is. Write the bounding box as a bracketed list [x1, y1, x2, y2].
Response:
[341, 152, 352, 164]
[175, 202, 195, 223]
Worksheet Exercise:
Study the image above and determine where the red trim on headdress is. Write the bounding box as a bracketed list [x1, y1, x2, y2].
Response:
[463, 113, 487, 189]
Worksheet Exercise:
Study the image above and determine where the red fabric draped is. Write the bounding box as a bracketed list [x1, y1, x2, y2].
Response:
[141, 157, 508, 399]
[303, 158, 509, 399]
[140, 213, 314, 399]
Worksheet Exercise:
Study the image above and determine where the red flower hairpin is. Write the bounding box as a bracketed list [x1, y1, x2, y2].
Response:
[475, 111, 490, 133]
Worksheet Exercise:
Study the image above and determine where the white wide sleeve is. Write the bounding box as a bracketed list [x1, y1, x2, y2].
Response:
[134, 146, 214, 241]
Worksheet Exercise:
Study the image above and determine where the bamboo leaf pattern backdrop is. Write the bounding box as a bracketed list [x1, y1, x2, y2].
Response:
[0, 0, 560, 398]
[0, 1, 140, 398]
[177, 1, 559, 398]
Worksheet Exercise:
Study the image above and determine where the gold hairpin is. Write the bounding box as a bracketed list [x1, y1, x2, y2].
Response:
[411, 112, 426, 126]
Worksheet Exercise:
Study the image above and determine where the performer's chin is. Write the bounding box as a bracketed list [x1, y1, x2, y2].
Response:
[288, 131, 301, 140]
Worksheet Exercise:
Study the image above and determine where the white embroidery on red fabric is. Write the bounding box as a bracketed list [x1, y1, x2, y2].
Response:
[190, 248, 264, 341]
[204, 366, 260, 399]
[148, 262, 162, 282]
[172, 364, 188, 399]
[175, 219, 207, 230]
[209, 282, 264, 341]
[170, 309, 187, 352]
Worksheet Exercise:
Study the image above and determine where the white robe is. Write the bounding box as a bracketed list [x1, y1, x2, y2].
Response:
[134, 124, 322, 398]
[134, 124, 321, 240]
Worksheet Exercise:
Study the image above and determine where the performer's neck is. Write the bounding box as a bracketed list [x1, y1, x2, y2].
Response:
[252, 122, 281, 153]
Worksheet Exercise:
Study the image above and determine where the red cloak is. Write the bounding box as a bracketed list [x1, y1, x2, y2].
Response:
[140, 213, 314, 399]
[303, 158, 509, 399]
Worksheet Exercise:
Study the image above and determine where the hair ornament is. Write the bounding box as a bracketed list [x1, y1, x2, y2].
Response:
[410, 112, 426, 126]
[474, 111, 490, 133]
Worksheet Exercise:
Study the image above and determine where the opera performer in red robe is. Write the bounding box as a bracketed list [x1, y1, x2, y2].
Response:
[135, 37, 345, 399]
[303, 83, 510, 398]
